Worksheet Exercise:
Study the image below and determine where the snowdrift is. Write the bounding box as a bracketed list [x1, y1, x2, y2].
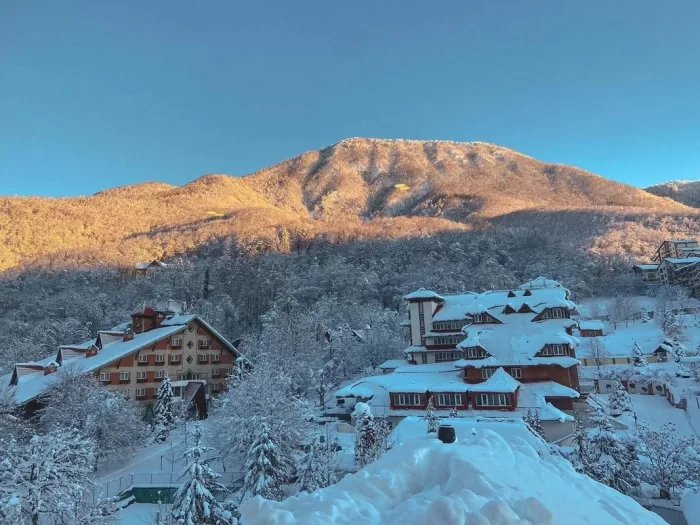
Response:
[239, 427, 664, 525]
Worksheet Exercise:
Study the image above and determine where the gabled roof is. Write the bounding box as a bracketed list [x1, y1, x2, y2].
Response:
[130, 301, 158, 317]
[468, 368, 520, 393]
[579, 320, 604, 331]
[5, 312, 245, 405]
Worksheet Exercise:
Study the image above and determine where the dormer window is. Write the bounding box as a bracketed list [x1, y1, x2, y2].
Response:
[465, 347, 488, 359]
[86, 347, 97, 357]
[507, 291, 516, 298]
[523, 289, 532, 296]
[541, 344, 568, 356]
[472, 313, 489, 323]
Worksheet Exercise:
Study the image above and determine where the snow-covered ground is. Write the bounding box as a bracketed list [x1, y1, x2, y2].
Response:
[118, 502, 162, 524]
[239, 417, 665, 525]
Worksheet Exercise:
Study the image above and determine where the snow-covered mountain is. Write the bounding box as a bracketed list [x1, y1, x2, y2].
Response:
[645, 180, 700, 208]
[0, 138, 689, 271]
[239, 417, 665, 525]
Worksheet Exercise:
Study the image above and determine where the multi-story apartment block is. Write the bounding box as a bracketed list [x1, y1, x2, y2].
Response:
[5, 301, 244, 412]
[653, 239, 700, 263]
[334, 277, 582, 442]
[636, 239, 700, 294]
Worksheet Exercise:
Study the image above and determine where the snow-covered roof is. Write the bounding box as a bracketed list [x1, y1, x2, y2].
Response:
[430, 286, 576, 323]
[58, 338, 97, 350]
[467, 368, 520, 393]
[663, 257, 700, 265]
[5, 312, 243, 405]
[579, 320, 604, 331]
[518, 276, 564, 290]
[134, 260, 167, 270]
[633, 264, 659, 270]
[403, 289, 443, 301]
[240, 418, 666, 524]
[377, 359, 408, 370]
[455, 318, 580, 368]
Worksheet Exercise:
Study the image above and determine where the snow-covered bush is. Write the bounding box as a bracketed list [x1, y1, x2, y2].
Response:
[0, 429, 95, 524]
[38, 366, 145, 466]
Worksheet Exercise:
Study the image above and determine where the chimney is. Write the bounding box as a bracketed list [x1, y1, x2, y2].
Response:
[123, 329, 135, 342]
[43, 363, 57, 376]
[86, 347, 98, 357]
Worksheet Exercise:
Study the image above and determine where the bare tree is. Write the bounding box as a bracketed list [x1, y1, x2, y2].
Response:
[585, 338, 610, 372]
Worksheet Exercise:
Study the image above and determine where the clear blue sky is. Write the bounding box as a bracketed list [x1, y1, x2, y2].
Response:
[1, 0, 699, 197]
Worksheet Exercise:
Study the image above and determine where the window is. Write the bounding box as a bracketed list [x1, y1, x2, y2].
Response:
[99, 372, 110, 382]
[212, 353, 221, 363]
[138, 354, 148, 363]
[171, 338, 182, 348]
[155, 370, 164, 379]
[199, 339, 209, 349]
[436, 350, 463, 361]
[436, 393, 463, 406]
[155, 354, 165, 363]
[212, 382, 220, 392]
[421, 353, 428, 364]
[119, 371, 130, 381]
[472, 313, 490, 323]
[433, 320, 464, 331]
[481, 368, 496, 379]
[198, 354, 209, 364]
[137, 371, 146, 380]
[135, 388, 146, 398]
[552, 308, 565, 319]
[172, 386, 182, 397]
[433, 335, 462, 345]
[478, 393, 511, 406]
[509, 368, 522, 379]
[466, 347, 487, 359]
[212, 368, 220, 378]
[541, 344, 567, 356]
[395, 393, 424, 406]
[170, 354, 180, 363]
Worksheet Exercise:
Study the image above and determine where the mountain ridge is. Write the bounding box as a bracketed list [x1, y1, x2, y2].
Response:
[645, 179, 700, 208]
[0, 138, 691, 271]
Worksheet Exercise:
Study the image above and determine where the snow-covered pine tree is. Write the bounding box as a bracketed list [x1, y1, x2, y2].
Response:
[632, 342, 648, 367]
[171, 423, 234, 525]
[241, 422, 288, 501]
[673, 343, 688, 363]
[355, 411, 378, 468]
[298, 438, 339, 493]
[525, 409, 548, 441]
[608, 381, 632, 417]
[425, 396, 440, 433]
[0, 429, 95, 525]
[154, 375, 175, 443]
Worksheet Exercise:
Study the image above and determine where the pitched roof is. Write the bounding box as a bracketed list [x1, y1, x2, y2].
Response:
[468, 368, 520, 393]
[5, 312, 244, 405]
[579, 320, 604, 331]
[403, 289, 444, 301]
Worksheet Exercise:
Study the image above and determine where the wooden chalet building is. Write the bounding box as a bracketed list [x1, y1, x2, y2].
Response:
[335, 277, 582, 442]
[5, 301, 245, 413]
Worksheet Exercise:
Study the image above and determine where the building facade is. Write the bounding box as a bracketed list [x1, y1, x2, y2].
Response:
[6, 301, 244, 409]
[335, 277, 582, 441]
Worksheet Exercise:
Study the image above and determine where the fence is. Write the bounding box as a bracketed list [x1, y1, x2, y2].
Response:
[91, 470, 244, 501]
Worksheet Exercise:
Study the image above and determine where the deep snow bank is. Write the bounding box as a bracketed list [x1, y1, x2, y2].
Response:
[240, 427, 665, 525]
